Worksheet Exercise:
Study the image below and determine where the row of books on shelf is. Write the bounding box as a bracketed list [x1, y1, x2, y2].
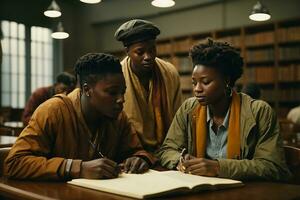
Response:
[245, 31, 274, 46]
[156, 43, 172, 55]
[244, 67, 275, 83]
[279, 46, 300, 60]
[157, 38, 193, 55]
[278, 64, 300, 81]
[260, 88, 300, 102]
[278, 89, 300, 101]
[246, 49, 274, 63]
[173, 38, 192, 53]
[172, 56, 192, 73]
[277, 26, 300, 42]
[156, 24, 300, 55]
[245, 64, 300, 83]
[246, 47, 300, 63]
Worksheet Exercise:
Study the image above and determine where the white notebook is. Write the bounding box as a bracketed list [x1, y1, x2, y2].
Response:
[68, 170, 243, 199]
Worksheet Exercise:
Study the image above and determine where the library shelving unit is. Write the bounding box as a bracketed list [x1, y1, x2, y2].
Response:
[110, 18, 300, 118]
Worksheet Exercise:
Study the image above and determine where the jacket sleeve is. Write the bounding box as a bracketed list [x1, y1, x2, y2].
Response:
[5, 100, 67, 180]
[218, 101, 292, 181]
[157, 101, 190, 169]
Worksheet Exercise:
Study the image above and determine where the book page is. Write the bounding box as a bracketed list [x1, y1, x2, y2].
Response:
[159, 170, 243, 190]
[68, 170, 190, 199]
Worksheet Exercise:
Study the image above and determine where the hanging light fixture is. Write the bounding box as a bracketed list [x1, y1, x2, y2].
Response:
[249, 1, 271, 21]
[44, 0, 62, 18]
[80, 0, 101, 4]
[151, 0, 175, 8]
[51, 22, 69, 39]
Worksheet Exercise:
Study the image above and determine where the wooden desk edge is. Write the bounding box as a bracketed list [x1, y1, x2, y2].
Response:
[0, 182, 56, 200]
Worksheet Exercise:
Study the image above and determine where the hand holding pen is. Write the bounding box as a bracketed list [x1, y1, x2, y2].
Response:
[79, 140, 121, 179]
[176, 148, 196, 173]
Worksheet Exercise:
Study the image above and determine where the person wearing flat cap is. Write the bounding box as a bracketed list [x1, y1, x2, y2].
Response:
[115, 19, 182, 158]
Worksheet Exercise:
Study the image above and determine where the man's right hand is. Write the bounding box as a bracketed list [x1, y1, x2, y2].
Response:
[80, 158, 120, 179]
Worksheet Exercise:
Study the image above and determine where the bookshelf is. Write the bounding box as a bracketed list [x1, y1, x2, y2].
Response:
[110, 18, 300, 118]
[156, 18, 300, 118]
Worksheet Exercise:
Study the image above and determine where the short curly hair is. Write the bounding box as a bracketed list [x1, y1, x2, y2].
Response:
[189, 38, 243, 87]
[74, 53, 122, 88]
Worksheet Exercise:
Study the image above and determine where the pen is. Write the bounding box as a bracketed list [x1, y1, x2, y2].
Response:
[179, 148, 186, 164]
[88, 139, 105, 158]
[177, 148, 186, 172]
[88, 139, 121, 174]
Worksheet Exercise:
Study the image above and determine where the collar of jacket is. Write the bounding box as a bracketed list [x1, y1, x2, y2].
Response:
[189, 93, 257, 155]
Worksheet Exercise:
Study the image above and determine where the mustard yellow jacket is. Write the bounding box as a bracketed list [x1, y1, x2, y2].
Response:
[5, 89, 153, 181]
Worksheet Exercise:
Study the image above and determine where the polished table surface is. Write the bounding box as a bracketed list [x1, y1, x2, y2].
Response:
[0, 177, 300, 200]
[0, 135, 17, 148]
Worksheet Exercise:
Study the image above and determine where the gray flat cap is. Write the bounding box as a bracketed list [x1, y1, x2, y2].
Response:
[114, 19, 160, 47]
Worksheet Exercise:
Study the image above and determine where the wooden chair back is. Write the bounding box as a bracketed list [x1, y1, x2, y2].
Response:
[0, 147, 11, 176]
[284, 145, 300, 184]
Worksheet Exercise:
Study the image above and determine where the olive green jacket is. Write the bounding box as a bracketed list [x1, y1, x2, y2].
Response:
[158, 93, 291, 181]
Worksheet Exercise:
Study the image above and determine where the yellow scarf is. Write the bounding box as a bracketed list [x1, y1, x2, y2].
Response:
[152, 65, 171, 144]
[122, 57, 171, 147]
[194, 91, 241, 159]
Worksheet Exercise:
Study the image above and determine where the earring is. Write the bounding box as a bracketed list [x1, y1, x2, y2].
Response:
[225, 84, 233, 97]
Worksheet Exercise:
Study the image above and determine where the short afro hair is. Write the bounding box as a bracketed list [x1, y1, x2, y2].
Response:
[74, 53, 122, 88]
[189, 38, 243, 87]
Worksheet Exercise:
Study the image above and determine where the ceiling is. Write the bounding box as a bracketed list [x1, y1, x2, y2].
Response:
[75, 0, 222, 24]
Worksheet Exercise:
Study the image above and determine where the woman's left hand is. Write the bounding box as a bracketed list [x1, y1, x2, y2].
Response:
[182, 157, 220, 177]
[122, 157, 149, 174]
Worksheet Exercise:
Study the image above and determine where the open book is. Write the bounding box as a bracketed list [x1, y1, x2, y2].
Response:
[68, 170, 243, 199]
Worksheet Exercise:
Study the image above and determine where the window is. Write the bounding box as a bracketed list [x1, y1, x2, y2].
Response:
[1, 20, 54, 108]
[31, 26, 53, 93]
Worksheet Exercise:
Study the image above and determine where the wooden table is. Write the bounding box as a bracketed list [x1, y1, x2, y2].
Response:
[0, 135, 17, 148]
[0, 177, 299, 200]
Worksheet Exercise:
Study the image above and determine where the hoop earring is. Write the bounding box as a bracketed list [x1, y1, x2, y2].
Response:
[225, 84, 233, 97]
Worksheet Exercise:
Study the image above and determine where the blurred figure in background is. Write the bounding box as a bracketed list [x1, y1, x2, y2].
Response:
[22, 72, 76, 125]
[242, 83, 261, 99]
[287, 105, 300, 125]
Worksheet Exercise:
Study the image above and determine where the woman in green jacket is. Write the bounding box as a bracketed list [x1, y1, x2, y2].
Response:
[158, 39, 291, 181]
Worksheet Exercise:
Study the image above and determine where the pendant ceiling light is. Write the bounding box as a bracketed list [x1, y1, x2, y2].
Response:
[151, 0, 175, 8]
[80, 0, 102, 4]
[249, 1, 271, 21]
[44, 0, 61, 18]
[51, 22, 69, 39]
